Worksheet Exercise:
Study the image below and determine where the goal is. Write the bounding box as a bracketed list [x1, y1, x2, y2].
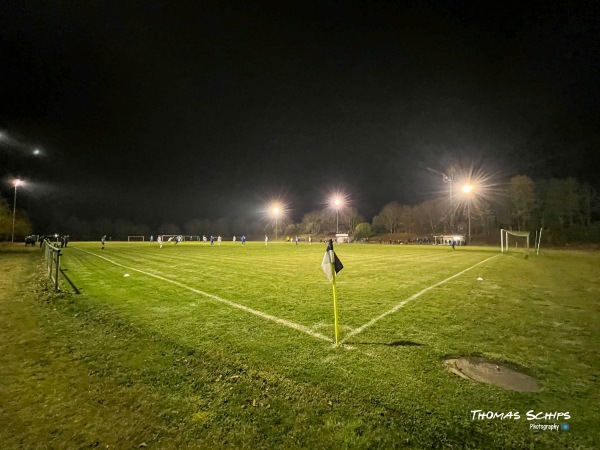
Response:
[127, 235, 145, 242]
[500, 229, 530, 253]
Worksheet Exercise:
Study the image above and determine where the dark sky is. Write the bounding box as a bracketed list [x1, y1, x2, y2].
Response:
[1, 0, 599, 226]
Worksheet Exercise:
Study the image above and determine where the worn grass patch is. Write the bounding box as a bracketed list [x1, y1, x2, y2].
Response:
[1, 242, 599, 449]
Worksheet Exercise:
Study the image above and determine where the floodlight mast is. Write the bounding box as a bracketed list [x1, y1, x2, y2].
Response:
[11, 179, 23, 243]
[443, 174, 455, 232]
[334, 198, 342, 233]
[273, 207, 279, 241]
[462, 184, 473, 243]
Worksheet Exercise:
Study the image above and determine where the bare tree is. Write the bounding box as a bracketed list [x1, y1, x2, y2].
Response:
[378, 201, 403, 233]
[508, 175, 535, 230]
[340, 206, 364, 234]
[301, 210, 324, 235]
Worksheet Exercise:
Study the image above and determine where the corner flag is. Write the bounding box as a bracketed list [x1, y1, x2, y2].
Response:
[321, 239, 343, 281]
[321, 238, 343, 346]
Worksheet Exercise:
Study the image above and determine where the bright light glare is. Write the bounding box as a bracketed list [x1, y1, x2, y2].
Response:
[462, 184, 473, 193]
[329, 194, 346, 209]
[14, 179, 23, 187]
[263, 198, 289, 224]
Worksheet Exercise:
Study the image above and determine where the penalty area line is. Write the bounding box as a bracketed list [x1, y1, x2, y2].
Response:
[74, 248, 334, 345]
[340, 254, 501, 344]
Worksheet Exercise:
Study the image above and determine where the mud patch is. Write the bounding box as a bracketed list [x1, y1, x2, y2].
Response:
[445, 357, 540, 392]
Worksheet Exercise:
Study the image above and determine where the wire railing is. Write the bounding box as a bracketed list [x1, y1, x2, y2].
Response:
[43, 239, 61, 291]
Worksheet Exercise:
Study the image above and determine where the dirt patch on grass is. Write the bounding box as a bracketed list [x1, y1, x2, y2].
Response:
[445, 357, 541, 392]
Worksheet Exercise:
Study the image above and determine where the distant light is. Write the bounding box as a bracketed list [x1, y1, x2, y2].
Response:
[462, 185, 473, 193]
[33, 148, 41, 155]
[14, 179, 23, 187]
[273, 207, 280, 215]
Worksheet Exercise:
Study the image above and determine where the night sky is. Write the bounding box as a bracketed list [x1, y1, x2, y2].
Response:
[1, 1, 599, 227]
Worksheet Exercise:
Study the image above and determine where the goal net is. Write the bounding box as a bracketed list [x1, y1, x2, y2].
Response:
[500, 229, 530, 253]
[127, 235, 145, 242]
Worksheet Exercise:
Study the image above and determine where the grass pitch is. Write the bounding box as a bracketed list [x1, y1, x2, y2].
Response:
[1, 241, 599, 449]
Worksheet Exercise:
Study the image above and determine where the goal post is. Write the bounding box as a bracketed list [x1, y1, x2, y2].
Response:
[127, 236, 145, 242]
[500, 229, 530, 253]
[535, 227, 543, 255]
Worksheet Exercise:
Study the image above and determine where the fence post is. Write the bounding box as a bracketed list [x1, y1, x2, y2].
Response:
[55, 250, 61, 291]
[49, 245, 54, 277]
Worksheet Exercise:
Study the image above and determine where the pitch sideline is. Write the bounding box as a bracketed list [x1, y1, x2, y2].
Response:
[74, 247, 334, 344]
[339, 254, 501, 344]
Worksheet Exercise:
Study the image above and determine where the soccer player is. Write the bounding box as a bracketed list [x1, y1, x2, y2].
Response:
[241, 235, 246, 245]
[101, 235, 106, 250]
[157, 235, 163, 248]
[217, 235, 222, 245]
[233, 235, 236, 244]
[265, 235, 269, 245]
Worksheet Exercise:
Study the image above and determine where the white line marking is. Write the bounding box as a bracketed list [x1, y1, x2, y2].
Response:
[75, 248, 334, 344]
[340, 254, 500, 344]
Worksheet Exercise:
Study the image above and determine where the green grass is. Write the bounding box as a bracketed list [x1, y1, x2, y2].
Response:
[1, 241, 599, 449]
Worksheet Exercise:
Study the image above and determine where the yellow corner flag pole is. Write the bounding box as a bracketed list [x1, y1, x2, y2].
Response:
[331, 260, 340, 346]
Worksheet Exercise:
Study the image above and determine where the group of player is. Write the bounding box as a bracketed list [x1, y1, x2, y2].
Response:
[152, 234, 248, 248]
[100, 233, 317, 249]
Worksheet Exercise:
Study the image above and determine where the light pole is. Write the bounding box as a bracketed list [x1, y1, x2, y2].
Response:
[462, 184, 473, 243]
[334, 198, 341, 234]
[273, 207, 279, 241]
[443, 173, 455, 232]
[12, 179, 23, 243]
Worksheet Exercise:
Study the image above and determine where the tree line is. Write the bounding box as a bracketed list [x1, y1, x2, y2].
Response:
[2, 175, 599, 244]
